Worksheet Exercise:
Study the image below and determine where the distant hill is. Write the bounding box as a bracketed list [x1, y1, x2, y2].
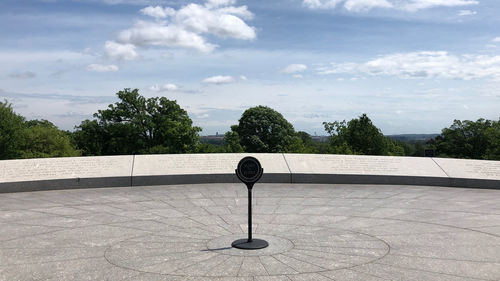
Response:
[386, 134, 439, 142]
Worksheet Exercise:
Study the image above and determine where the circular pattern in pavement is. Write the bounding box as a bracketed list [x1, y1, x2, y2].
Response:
[105, 225, 389, 276]
[1, 183, 500, 280]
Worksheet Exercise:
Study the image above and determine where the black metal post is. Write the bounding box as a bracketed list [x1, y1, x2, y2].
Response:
[248, 187, 252, 242]
[232, 160, 268, 250]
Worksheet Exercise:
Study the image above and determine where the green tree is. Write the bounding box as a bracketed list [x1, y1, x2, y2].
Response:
[344, 114, 387, 155]
[19, 120, 80, 159]
[430, 118, 499, 160]
[0, 100, 25, 159]
[394, 139, 416, 156]
[227, 106, 296, 153]
[72, 120, 105, 156]
[485, 119, 500, 160]
[224, 126, 244, 152]
[74, 88, 201, 155]
[383, 138, 405, 156]
[287, 131, 316, 153]
[323, 120, 355, 154]
[195, 143, 228, 153]
[323, 114, 405, 156]
[297, 131, 313, 147]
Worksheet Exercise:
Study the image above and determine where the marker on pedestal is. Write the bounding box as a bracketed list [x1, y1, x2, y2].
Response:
[232, 156, 268, 250]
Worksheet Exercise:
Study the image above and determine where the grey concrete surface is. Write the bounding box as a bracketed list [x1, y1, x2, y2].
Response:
[1, 183, 500, 280]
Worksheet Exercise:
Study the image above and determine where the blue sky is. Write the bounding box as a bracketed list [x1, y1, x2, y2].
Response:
[1, 0, 499, 135]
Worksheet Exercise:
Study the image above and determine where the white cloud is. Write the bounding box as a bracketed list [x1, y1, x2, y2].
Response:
[458, 9, 476, 16]
[203, 75, 235, 84]
[303, 0, 342, 9]
[86, 64, 119, 72]
[403, 0, 479, 12]
[104, 41, 138, 60]
[318, 51, 500, 80]
[216, 6, 254, 20]
[140, 6, 175, 19]
[205, 0, 236, 8]
[239, 75, 248, 80]
[344, 0, 393, 12]
[493, 37, 500, 43]
[174, 3, 256, 40]
[117, 21, 217, 53]
[149, 83, 179, 92]
[282, 64, 308, 74]
[112, 0, 255, 54]
[303, 0, 478, 12]
[293, 74, 304, 78]
[317, 62, 358, 74]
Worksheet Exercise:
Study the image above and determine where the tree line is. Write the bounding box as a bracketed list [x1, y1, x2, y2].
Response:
[1, 88, 499, 160]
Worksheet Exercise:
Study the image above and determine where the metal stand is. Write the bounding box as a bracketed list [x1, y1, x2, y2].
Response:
[231, 182, 268, 250]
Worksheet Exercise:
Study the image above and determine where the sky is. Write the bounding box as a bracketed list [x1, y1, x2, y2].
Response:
[1, 0, 499, 135]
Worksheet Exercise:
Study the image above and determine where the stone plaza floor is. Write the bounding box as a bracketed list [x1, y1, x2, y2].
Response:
[1, 183, 500, 281]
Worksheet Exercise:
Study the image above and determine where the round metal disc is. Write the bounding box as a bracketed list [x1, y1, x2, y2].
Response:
[236, 156, 263, 184]
[231, 238, 269, 250]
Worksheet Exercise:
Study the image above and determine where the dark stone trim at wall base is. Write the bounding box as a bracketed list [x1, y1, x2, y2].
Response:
[291, 174, 452, 187]
[132, 173, 292, 187]
[450, 178, 500, 189]
[1, 174, 500, 193]
[0, 177, 131, 193]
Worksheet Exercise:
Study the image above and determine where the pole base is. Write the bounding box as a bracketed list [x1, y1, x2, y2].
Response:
[231, 238, 269, 250]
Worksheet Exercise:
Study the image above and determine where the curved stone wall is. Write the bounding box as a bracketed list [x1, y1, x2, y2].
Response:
[0, 154, 499, 193]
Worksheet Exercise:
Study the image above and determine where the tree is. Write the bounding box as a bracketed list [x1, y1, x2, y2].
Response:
[430, 118, 499, 160]
[195, 143, 228, 153]
[323, 114, 404, 156]
[383, 137, 405, 156]
[19, 120, 80, 159]
[323, 120, 355, 154]
[72, 120, 105, 156]
[485, 119, 500, 160]
[74, 88, 201, 155]
[297, 131, 313, 147]
[226, 106, 296, 153]
[287, 131, 316, 153]
[0, 100, 25, 159]
[1, 101, 80, 159]
[224, 126, 244, 152]
[344, 114, 387, 155]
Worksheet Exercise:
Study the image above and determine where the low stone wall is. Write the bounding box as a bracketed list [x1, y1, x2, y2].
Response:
[0, 154, 499, 192]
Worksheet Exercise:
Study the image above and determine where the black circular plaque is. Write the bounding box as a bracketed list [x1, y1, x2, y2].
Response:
[236, 156, 263, 184]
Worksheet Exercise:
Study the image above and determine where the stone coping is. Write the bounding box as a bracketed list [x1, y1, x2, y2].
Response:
[0, 154, 499, 192]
